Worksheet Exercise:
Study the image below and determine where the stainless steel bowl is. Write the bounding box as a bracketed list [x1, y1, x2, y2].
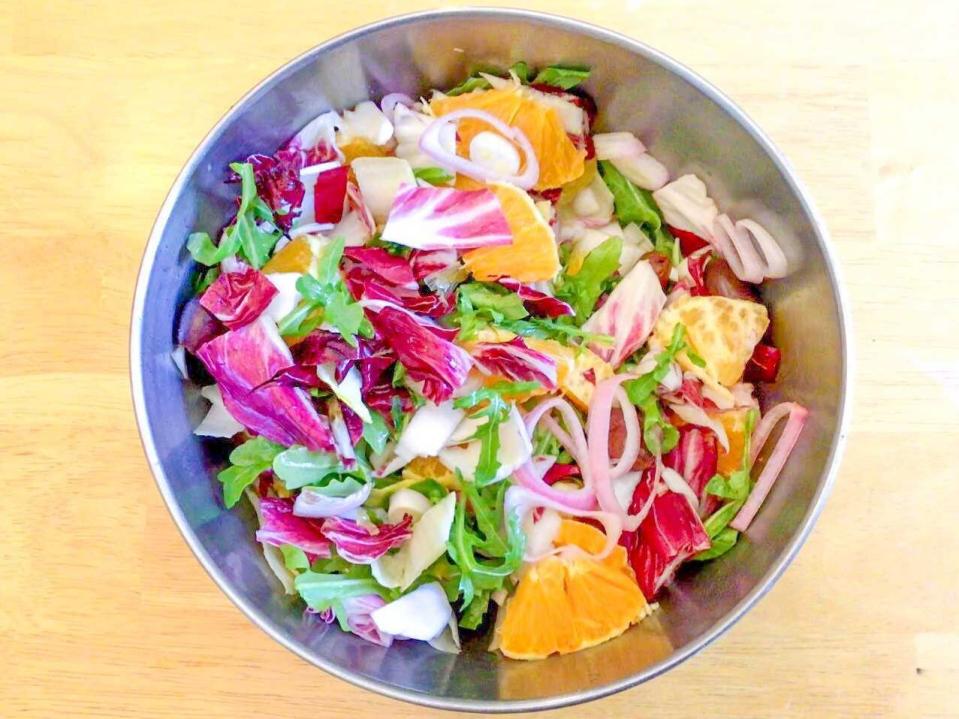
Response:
[131, 8, 851, 711]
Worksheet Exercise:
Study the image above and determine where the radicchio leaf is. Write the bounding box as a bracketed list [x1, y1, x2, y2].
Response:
[619, 467, 711, 599]
[583, 259, 667, 367]
[311, 165, 349, 224]
[199, 267, 278, 329]
[496, 278, 574, 318]
[345, 267, 450, 318]
[321, 515, 413, 564]
[177, 297, 225, 354]
[380, 185, 512, 251]
[229, 151, 305, 231]
[664, 425, 719, 515]
[195, 317, 335, 452]
[469, 337, 558, 389]
[410, 247, 458, 281]
[343, 247, 417, 288]
[367, 306, 472, 403]
[255, 497, 331, 557]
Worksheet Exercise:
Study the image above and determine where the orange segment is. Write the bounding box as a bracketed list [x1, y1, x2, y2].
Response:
[713, 408, 751, 475]
[262, 236, 313, 275]
[463, 182, 559, 282]
[339, 138, 391, 164]
[497, 520, 648, 660]
[525, 338, 613, 409]
[431, 87, 585, 190]
[557, 159, 598, 208]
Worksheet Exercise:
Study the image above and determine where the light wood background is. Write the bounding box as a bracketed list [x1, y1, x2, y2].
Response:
[2, 0, 957, 716]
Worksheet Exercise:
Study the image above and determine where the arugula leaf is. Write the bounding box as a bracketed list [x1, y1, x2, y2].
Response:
[447, 476, 525, 611]
[509, 61, 531, 83]
[694, 410, 759, 561]
[217, 436, 283, 508]
[413, 167, 455, 186]
[458, 283, 529, 321]
[188, 162, 281, 269]
[294, 570, 388, 631]
[555, 235, 623, 321]
[693, 527, 739, 561]
[453, 382, 538, 485]
[446, 75, 492, 96]
[362, 411, 390, 455]
[280, 544, 310, 572]
[408, 479, 449, 503]
[459, 589, 492, 630]
[624, 324, 688, 404]
[639, 395, 679, 455]
[598, 160, 662, 230]
[272, 446, 342, 490]
[277, 237, 371, 345]
[533, 64, 590, 90]
[445, 61, 532, 96]
[192, 266, 220, 295]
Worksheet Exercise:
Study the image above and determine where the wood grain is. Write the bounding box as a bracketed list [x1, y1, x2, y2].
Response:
[2, 0, 957, 716]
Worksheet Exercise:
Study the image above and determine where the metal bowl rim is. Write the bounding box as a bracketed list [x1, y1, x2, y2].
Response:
[129, 7, 853, 712]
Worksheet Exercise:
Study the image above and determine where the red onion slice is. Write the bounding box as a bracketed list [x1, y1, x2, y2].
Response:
[380, 92, 414, 119]
[730, 402, 808, 531]
[737, 219, 789, 279]
[418, 108, 540, 189]
[505, 485, 623, 561]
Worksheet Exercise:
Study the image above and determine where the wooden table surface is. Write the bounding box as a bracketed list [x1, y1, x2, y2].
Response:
[3, 0, 957, 716]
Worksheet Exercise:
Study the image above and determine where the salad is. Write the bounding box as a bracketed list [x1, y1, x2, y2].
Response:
[175, 62, 808, 660]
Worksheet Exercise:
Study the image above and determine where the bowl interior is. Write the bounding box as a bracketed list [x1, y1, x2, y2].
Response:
[133, 10, 847, 710]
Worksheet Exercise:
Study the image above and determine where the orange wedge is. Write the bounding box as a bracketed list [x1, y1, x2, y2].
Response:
[431, 87, 585, 190]
[262, 236, 313, 275]
[525, 338, 613, 410]
[497, 520, 649, 660]
[339, 138, 391, 164]
[463, 182, 559, 282]
[713, 408, 751, 475]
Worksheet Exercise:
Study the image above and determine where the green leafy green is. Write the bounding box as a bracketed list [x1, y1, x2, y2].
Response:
[692, 527, 739, 561]
[532, 64, 590, 90]
[599, 160, 677, 262]
[188, 162, 281, 269]
[217, 436, 283, 508]
[280, 544, 310, 572]
[271, 446, 342, 490]
[447, 477, 525, 615]
[362, 411, 390, 455]
[446, 75, 492, 96]
[277, 236, 372, 345]
[408, 479, 450, 503]
[510, 61, 531, 83]
[413, 167, 455, 186]
[458, 283, 529, 320]
[624, 324, 688, 404]
[192, 266, 220, 295]
[694, 409, 759, 561]
[555, 235, 623, 321]
[459, 589, 493, 630]
[639, 394, 679, 455]
[445, 61, 531, 96]
[294, 570, 388, 631]
[453, 381, 539, 485]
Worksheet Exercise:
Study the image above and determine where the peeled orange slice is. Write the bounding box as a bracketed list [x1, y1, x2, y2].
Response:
[262, 236, 313, 275]
[497, 520, 649, 660]
[431, 87, 585, 190]
[463, 182, 560, 282]
[339, 138, 391, 164]
[713, 408, 751, 475]
[525, 338, 613, 410]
